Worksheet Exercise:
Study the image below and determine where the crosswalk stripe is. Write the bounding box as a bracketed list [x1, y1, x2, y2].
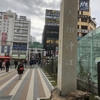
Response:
[0, 70, 5, 74]
[9, 69, 29, 96]
[0, 69, 15, 76]
[26, 69, 34, 100]
[0, 74, 18, 91]
[38, 69, 50, 98]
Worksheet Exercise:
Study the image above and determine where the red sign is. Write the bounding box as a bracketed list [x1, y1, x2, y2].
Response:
[4, 15, 8, 19]
[1, 32, 7, 44]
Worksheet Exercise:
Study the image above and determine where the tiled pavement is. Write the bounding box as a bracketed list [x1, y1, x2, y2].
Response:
[0, 65, 54, 100]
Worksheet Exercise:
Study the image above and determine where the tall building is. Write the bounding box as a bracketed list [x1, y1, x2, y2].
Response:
[77, 0, 96, 40]
[32, 36, 36, 43]
[29, 35, 37, 43]
[42, 0, 96, 57]
[0, 10, 31, 59]
[42, 10, 59, 57]
[29, 35, 32, 43]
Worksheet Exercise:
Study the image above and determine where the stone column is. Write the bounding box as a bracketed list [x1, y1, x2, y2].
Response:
[57, 0, 78, 95]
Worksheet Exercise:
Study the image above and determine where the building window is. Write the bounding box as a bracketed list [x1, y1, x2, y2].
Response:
[77, 25, 79, 29]
[78, 11, 79, 14]
[82, 33, 87, 37]
[81, 26, 88, 29]
[81, 18, 87, 22]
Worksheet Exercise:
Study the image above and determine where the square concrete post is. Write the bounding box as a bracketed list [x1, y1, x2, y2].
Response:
[57, 0, 78, 96]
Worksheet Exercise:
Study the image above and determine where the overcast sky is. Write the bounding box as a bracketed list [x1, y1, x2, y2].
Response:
[0, 0, 100, 42]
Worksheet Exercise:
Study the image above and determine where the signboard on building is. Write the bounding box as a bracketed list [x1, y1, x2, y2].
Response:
[20, 16, 26, 20]
[77, 29, 89, 33]
[79, 0, 89, 11]
[1, 32, 7, 44]
[4, 15, 8, 20]
[13, 46, 27, 50]
[78, 14, 89, 18]
[45, 10, 60, 26]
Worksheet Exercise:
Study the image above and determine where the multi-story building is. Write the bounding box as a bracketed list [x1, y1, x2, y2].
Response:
[0, 10, 31, 60]
[29, 35, 37, 43]
[42, 0, 96, 57]
[32, 36, 36, 43]
[77, 0, 96, 40]
[42, 10, 59, 57]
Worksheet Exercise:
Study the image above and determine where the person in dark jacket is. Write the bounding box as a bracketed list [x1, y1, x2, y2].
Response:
[17, 60, 24, 80]
[0, 59, 2, 70]
[5, 59, 10, 72]
[29, 60, 32, 68]
[14, 60, 18, 69]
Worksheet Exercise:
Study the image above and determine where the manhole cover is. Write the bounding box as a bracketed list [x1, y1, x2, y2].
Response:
[0, 95, 13, 100]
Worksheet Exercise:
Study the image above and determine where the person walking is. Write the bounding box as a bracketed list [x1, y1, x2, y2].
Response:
[0, 59, 2, 70]
[29, 60, 32, 69]
[24, 60, 27, 68]
[5, 59, 10, 72]
[2, 60, 6, 70]
[14, 60, 18, 69]
[17, 60, 24, 80]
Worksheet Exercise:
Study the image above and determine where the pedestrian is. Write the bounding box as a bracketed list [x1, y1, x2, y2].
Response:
[0, 59, 2, 70]
[5, 59, 10, 72]
[14, 60, 18, 69]
[29, 60, 32, 68]
[2, 60, 6, 70]
[17, 60, 24, 80]
[24, 60, 27, 68]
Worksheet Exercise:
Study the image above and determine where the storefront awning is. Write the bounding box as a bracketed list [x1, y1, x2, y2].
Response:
[0, 56, 10, 59]
[12, 55, 26, 59]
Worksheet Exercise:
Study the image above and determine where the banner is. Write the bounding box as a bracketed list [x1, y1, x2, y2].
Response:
[1, 32, 7, 44]
[79, 0, 89, 11]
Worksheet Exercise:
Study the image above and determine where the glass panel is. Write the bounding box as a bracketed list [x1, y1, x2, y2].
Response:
[77, 27, 100, 84]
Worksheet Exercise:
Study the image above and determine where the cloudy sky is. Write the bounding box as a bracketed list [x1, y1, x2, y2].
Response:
[0, 0, 100, 42]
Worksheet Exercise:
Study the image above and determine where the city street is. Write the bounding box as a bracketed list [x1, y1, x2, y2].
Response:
[0, 65, 53, 100]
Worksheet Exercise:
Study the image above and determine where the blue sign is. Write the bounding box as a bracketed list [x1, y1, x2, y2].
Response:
[7, 46, 10, 53]
[79, 0, 89, 11]
[13, 46, 27, 50]
[1, 46, 4, 53]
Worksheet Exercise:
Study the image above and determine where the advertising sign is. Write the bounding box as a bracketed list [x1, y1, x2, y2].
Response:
[1, 46, 5, 53]
[1, 32, 7, 44]
[79, 0, 89, 11]
[20, 16, 26, 20]
[77, 29, 89, 33]
[4, 15, 8, 20]
[45, 10, 60, 26]
[13, 46, 27, 50]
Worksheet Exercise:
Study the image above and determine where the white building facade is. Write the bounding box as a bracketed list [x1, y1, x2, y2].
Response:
[0, 10, 31, 59]
[32, 36, 36, 43]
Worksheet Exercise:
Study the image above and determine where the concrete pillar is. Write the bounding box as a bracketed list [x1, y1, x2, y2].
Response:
[57, 0, 78, 95]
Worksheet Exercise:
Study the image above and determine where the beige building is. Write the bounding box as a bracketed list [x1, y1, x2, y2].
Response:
[77, 0, 96, 40]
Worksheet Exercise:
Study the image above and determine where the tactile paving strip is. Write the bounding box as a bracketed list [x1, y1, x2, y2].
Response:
[0, 95, 13, 100]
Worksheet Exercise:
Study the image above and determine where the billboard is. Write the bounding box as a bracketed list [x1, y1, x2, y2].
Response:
[1, 32, 7, 44]
[45, 10, 60, 26]
[79, 0, 89, 11]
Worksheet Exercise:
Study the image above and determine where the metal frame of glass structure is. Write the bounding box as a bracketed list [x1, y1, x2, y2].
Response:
[77, 26, 100, 84]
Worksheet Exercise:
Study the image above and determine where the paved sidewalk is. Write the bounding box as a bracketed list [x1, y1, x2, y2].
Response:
[0, 65, 54, 100]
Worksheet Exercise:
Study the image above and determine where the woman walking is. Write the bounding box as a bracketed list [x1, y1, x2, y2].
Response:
[17, 60, 24, 80]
